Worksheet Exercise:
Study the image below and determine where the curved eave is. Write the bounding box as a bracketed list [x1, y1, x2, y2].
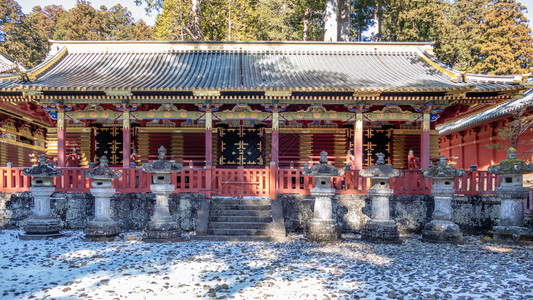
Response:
[25, 47, 68, 81]
[13, 85, 478, 94]
[420, 50, 531, 88]
[438, 91, 533, 135]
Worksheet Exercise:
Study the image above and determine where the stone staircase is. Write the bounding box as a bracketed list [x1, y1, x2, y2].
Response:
[195, 197, 287, 241]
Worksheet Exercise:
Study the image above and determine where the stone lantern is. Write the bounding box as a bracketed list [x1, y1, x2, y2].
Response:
[359, 153, 402, 243]
[422, 155, 465, 243]
[302, 151, 345, 242]
[142, 146, 183, 242]
[84, 156, 122, 240]
[488, 148, 533, 241]
[20, 154, 63, 239]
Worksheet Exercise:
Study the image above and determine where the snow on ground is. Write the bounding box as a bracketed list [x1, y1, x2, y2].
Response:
[0, 230, 532, 299]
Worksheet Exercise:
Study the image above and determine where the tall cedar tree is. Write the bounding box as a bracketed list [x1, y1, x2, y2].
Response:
[150, 0, 326, 41]
[292, 0, 324, 41]
[434, 0, 488, 71]
[53, 0, 101, 40]
[54, 0, 154, 41]
[470, 0, 533, 75]
[352, 0, 375, 41]
[0, 0, 47, 68]
[379, 0, 446, 42]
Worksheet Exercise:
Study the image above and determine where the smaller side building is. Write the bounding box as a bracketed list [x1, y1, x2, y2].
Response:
[438, 89, 533, 171]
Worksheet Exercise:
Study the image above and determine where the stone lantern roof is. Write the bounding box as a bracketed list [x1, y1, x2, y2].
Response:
[359, 153, 402, 178]
[22, 154, 62, 178]
[423, 155, 465, 178]
[84, 156, 122, 179]
[302, 151, 344, 177]
[142, 146, 183, 174]
[488, 148, 533, 175]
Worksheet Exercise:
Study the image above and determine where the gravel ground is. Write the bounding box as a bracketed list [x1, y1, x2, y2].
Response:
[0, 230, 532, 300]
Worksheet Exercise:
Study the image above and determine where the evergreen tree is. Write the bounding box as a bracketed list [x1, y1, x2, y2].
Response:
[53, 0, 102, 40]
[470, 0, 533, 75]
[27, 5, 65, 41]
[292, 0, 324, 41]
[201, 0, 257, 41]
[352, 0, 375, 41]
[0, 0, 47, 68]
[54, 1, 153, 41]
[379, 0, 446, 42]
[253, 0, 298, 40]
[434, 0, 487, 71]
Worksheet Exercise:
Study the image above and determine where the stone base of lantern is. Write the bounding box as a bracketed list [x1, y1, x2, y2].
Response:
[361, 220, 400, 243]
[492, 226, 533, 242]
[84, 219, 121, 241]
[20, 217, 63, 240]
[305, 219, 340, 242]
[422, 220, 463, 243]
[143, 220, 182, 242]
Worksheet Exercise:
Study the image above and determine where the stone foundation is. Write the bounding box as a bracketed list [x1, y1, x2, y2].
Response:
[143, 220, 182, 242]
[24, 217, 62, 235]
[422, 220, 463, 243]
[492, 226, 533, 242]
[0, 192, 517, 236]
[361, 220, 400, 243]
[84, 219, 121, 241]
[306, 219, 340, 242]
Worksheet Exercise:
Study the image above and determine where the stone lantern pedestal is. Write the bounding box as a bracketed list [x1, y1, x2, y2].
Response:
[422, 155, 465, 243]
[84, 156, 122, 241]
[142, 146, 183, 242]
[360, 153, 402, 243]
[303, 151, 344, 242]
[20, 155, 63, 240]
[488, 149, 533, 242]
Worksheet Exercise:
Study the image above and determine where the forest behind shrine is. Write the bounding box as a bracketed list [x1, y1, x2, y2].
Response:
[1, 0, 533, 76]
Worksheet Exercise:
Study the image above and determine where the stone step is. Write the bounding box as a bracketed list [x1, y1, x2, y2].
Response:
[209, 216, 272, 223]
[207, 228, 273, 236]
[193, 235, 290, 242]
[211, 198, 271, 206]
[209, 222, 273, 230]
[209, 204, 271, 211]
[210, 209, 272, 217]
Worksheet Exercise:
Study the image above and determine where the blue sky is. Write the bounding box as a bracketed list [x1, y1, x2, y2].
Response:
[16, 0, 533, 32]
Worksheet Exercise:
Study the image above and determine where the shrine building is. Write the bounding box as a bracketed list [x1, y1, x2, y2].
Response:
[439, 90, 533, 171]
[0, 41, 530, 197]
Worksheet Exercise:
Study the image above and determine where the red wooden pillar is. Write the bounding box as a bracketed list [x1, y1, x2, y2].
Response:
[354, 111, 363, 170]
[122, 109, 131, 168]
[269, 108, 280, 200]
[271, 109, 279, 165]
[421, 112, 430, 169]
[57, 109, 66, 167]
[205, 109, 213, 198]
[205, 109, 213, 164]
[269, 162, 276, 200]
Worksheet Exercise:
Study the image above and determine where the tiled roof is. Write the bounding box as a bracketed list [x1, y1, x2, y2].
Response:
[438, 89, 533, 134]
[0, 52, 25, 74]
[0, 41, 528, 94]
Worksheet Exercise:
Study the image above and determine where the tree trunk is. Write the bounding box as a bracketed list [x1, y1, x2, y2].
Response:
[337, 0, 350, 41]
[374, 2, 381, 41]
[191, 0, 203, 40]
[324, 0, 338, 42]
[303, 7, 309, 41]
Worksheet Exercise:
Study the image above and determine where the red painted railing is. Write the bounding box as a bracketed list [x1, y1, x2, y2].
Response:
[54, 167, 208, 193]
[454, 171, 501, 195]
[0, 168, 31, 192]
[212, 167, 271, 197]
[2, 167, 531, 208]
